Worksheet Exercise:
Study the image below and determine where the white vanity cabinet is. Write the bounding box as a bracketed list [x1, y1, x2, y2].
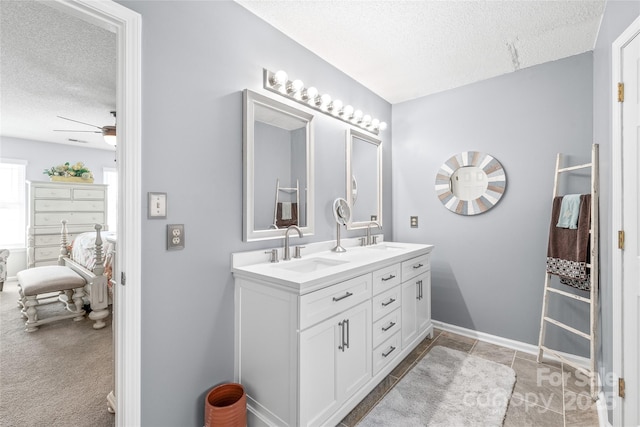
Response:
[401, 253, 432, 348]
[232, 241, 433, 427]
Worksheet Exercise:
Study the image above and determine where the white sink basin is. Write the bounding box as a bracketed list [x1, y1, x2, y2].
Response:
[367, 243, 404, 251]
[274, 257, 349, 273]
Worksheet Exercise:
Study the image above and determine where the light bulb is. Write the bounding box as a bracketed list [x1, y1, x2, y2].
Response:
[330, 99, 343, 115]
[288, 79, 304, 95]
[379, 121, 388, 131]
[320, 94, 332, 110]
[362, 114, 372, 126]
[272, 70, 288, 87]
[343, 105, 354, 119]
[371, 118, 380, 129]
[304, 86, 318, 104]
[353, 110, 363, 123]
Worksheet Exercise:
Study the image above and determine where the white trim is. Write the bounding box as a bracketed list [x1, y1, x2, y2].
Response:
[597, 385, 613, 427]
[51, 1, 142, 426]
[432, 320, 590, 369]
[611, 13, 640, 427]
[0, 157, 28, 165]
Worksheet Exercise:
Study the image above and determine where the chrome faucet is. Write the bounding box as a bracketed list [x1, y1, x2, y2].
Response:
[283, 225, 303, 261]
[366, 221, 381, 246]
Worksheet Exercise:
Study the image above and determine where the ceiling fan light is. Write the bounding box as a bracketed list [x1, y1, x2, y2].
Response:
[103, 126, 117, 146]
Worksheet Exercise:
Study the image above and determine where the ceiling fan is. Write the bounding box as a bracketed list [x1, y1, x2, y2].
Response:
[54, 111, 117, 146]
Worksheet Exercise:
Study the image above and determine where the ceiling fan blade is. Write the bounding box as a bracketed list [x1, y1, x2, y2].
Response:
[56, 115, 103, 130]
[54, 129, 102, 133]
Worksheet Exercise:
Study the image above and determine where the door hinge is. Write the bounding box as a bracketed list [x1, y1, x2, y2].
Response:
[619, 377, 626, 398]
[121, 271, 126, 286]
[618, 82, 624, 102]
[618, 230, 625, 250]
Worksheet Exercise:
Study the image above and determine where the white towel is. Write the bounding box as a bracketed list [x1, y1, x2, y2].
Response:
[281, 202, 292, 220]
[556, 194, 581, 229]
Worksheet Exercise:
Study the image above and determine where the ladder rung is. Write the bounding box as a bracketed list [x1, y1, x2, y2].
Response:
[540, 346, 593, 377]
[547, 287, 591, 303]
[543, 316, 591, 340]
[558, 163, 592, 173]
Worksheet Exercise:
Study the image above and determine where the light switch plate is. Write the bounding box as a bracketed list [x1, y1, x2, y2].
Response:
[167, 224, 184, 250]
[148, 192, 167, 219]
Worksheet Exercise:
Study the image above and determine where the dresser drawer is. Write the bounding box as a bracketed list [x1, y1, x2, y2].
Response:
[372, 308, 401, 349]
[35, 212, 104, 226]
[35, 233, 82, 246]
[73, 188, 105, 199]
[300, 273, 372, 330]
[401, 253, 430, 281]
[35, 199, 105, 212]
[371, 285, 401, 321]
[35, 246, 60, 261]
[34, 187, 71, 199]
[372, 263, 401, 295]
[373, 332, 401, 375]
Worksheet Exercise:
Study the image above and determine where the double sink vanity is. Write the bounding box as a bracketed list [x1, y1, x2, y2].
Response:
[232, 237, 434, 427]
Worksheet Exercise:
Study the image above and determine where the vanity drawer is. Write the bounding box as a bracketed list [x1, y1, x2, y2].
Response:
[300, 274, 372, 330]
[373, 332, 401, 375]
[35, 199, 105, 212]
[35, 212, 104, 226]
[372, 308, 401, 349]
[372, 263, 401, 295]
[401, 253, 430, 282]
[372, 285, 401, 321]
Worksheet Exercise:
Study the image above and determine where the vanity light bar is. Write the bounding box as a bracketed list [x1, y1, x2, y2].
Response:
[263, 69, 387, 135]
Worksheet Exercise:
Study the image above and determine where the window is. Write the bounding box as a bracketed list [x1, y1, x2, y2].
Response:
[0, 159, 27, 247]
[103, 167, 118, 233]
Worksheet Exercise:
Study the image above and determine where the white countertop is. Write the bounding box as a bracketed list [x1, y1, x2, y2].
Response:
[231, 237, 434, 294]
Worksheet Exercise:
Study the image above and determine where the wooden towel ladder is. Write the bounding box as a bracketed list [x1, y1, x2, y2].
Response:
[537, 143, 599, 399]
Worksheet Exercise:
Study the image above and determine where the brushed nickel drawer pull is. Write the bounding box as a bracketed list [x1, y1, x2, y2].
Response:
[382, 321, 396, 332]
[333, 291, 353, 302]
[413, 263, 424, 269]
[381, 298, 396, 307]
[382, 346, 397, 358]
[381, 274, 396, 281]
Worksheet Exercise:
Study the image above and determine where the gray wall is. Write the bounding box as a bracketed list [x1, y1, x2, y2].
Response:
[117, 1, 391, 426]
[0, 136, 115, 184]
[592, 0, 640, 421]
[392, 53, 594, 354]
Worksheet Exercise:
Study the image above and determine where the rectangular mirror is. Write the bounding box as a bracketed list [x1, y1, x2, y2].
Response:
[346, 129, 382, 230]
[243, 89, 315, 241]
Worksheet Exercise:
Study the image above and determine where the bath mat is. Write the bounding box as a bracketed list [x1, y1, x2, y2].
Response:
[358, 345, 516, 426]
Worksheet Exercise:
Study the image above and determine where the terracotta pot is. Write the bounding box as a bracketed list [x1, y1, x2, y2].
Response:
[204, 383, 246, 427]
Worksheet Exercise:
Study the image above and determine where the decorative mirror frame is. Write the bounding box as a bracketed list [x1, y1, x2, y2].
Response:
[435, 151, 506, 215]
[243, 89, 315, 241]
[346, 128, 382, 229]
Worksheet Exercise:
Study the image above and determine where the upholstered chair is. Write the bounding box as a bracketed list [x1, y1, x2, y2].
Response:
[0, 249, 10, 291]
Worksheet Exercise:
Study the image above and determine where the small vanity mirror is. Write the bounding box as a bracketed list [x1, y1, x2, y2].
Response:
[435, 151, 506, 215]
[243, 89, 314, 241]
[332, 197, 351, 225]
[346, 129, 382, 229]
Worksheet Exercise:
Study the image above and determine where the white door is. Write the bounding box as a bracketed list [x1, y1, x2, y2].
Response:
[401, 278, 419, 348]
[614, 16, 640, 427]
[336, 301, 372, 402]
[621, 26, 640, 427]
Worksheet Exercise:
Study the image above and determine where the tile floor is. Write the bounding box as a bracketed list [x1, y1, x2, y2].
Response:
[338, 329, 600, 427]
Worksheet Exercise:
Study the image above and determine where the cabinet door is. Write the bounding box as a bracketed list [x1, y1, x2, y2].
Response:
[300, 301, 371, 427]
[337, 301, 372, 402]
[401, 278, 419, 348]
[417, 273, 431, 333]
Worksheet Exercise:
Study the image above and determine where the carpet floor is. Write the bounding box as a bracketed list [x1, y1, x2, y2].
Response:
[358, 345, 516, 426]
[0, 280, 114, 427]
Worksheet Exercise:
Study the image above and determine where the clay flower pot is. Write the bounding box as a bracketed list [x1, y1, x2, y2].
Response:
[204, 383, 246, 427]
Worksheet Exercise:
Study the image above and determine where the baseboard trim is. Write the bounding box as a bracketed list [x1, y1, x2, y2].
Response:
[432, 320, 590, 368]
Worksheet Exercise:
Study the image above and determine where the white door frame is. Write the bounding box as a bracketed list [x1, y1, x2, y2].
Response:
[49, 1, 142, 425]
[611, 13, 640, 427]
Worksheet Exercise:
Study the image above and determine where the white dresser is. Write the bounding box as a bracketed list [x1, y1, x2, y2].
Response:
[26, 180, 108, 268]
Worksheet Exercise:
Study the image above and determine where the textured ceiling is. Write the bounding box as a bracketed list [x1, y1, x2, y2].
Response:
[0, 1, 605, 149]
[236, 0, 606, 103]
[0, 0, 116, 150]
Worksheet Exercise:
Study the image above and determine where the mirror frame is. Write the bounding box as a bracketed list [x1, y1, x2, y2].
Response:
[243, 89, 315, 241]
[435, 151, 506, 215]
[346, 128, 382, 230]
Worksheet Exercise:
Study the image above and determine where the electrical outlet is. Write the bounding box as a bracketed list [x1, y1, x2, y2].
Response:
[410, 216, 418, 228]
[167, 224, 184, 250]
[370, 215, 377, 221]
